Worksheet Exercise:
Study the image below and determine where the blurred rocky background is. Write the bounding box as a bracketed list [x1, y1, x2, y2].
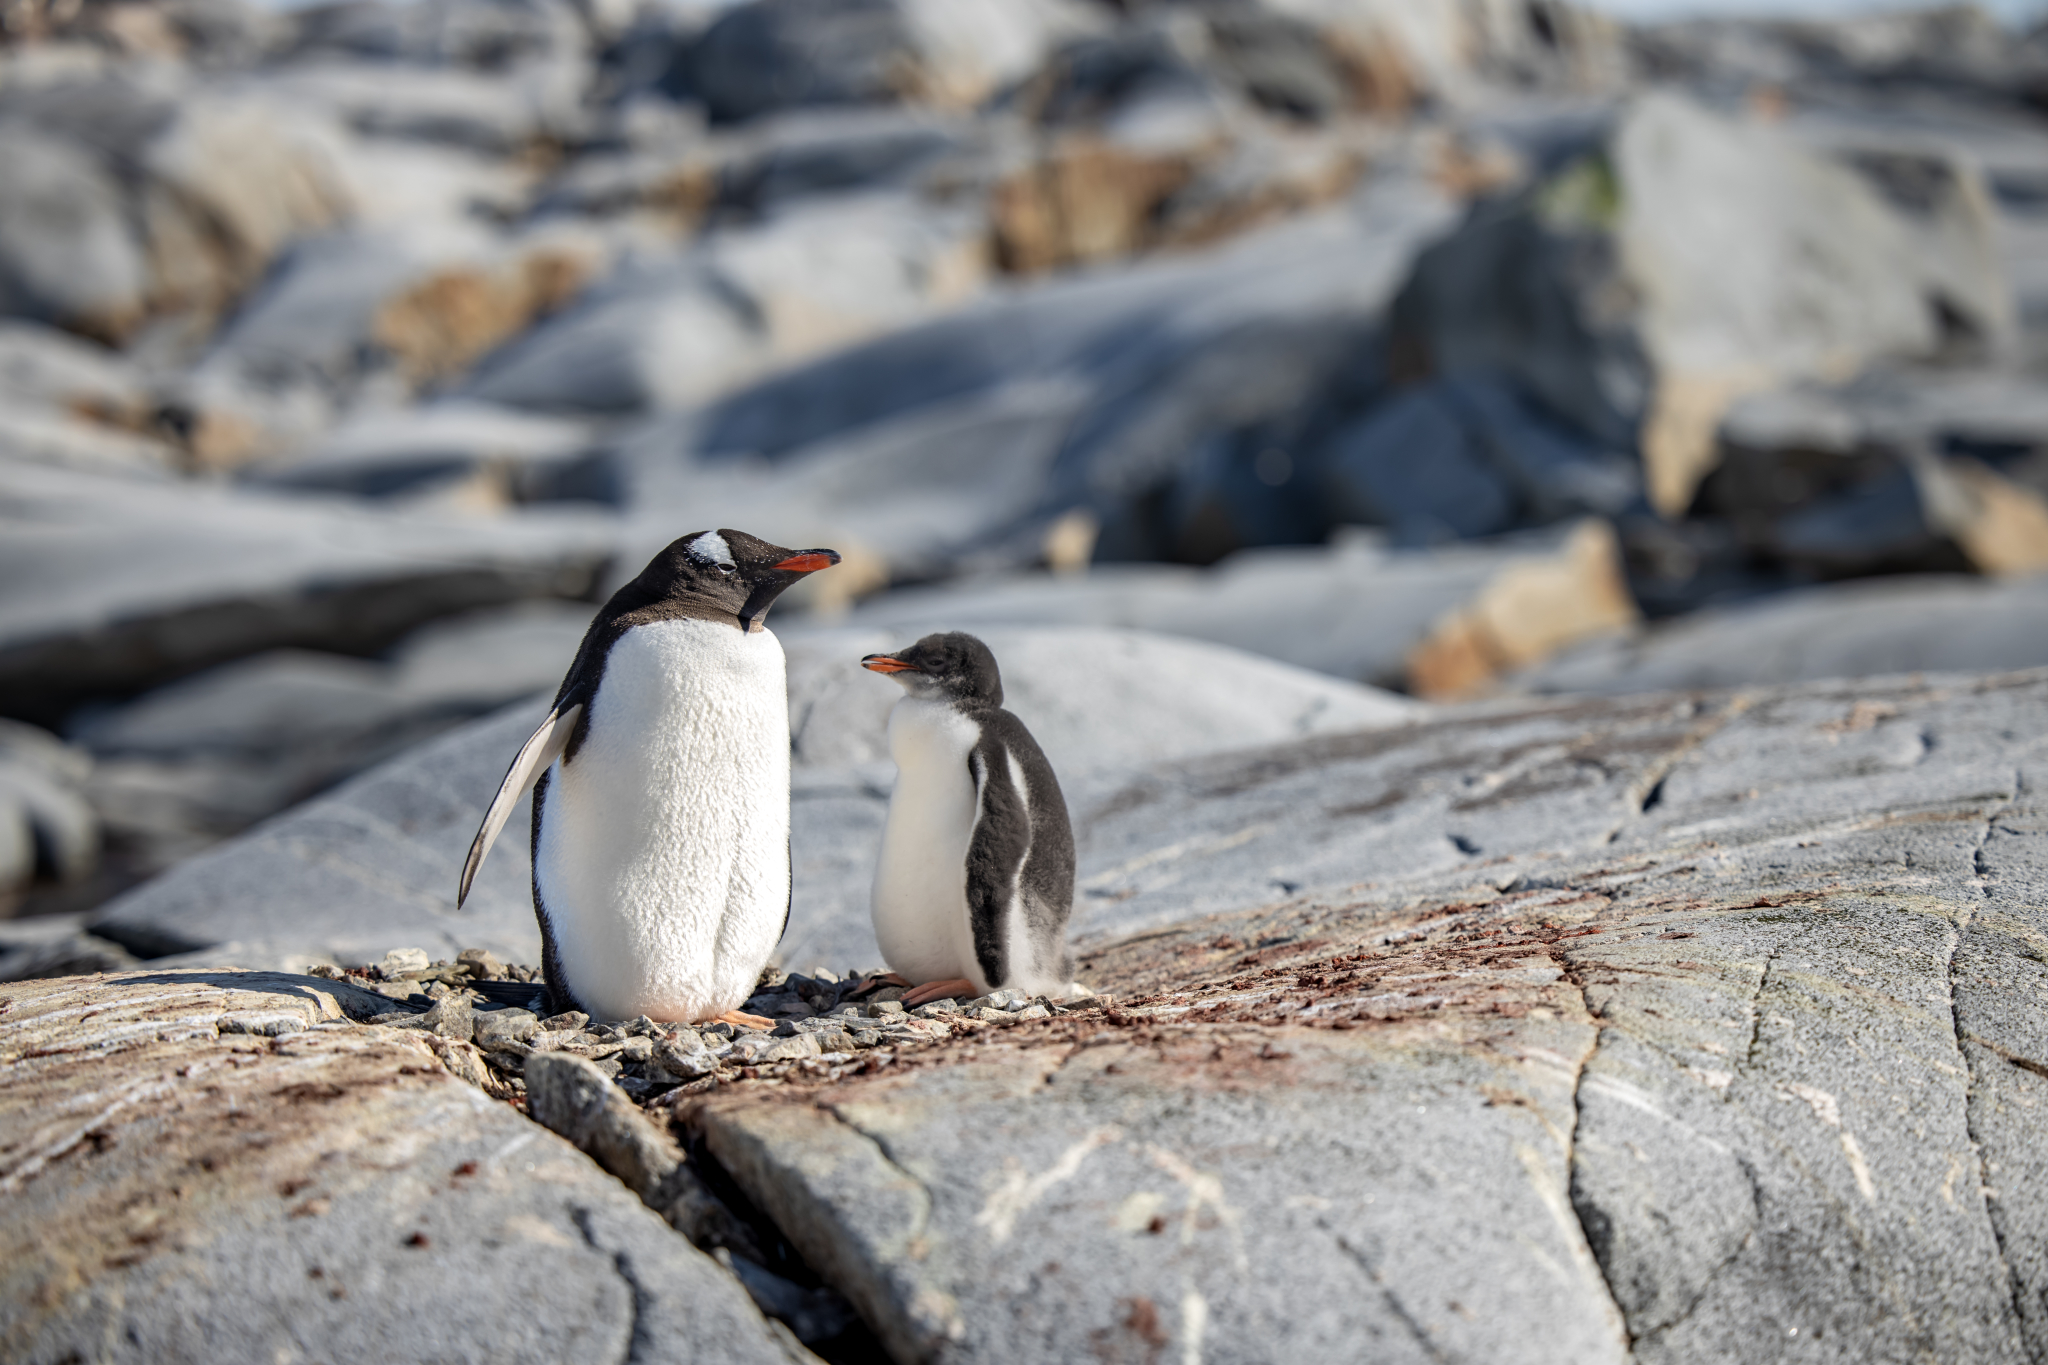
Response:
[4, 0, 2048, 943]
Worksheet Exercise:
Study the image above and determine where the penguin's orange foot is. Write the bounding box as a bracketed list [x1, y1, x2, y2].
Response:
[850, 972, 911, 997]
[902, 978, 976, 1008]
[710, 1010, 776, 1031]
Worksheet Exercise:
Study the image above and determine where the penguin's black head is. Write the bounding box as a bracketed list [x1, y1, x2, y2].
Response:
[635, 529, 840, 632]
[862, 631, 1003, 708]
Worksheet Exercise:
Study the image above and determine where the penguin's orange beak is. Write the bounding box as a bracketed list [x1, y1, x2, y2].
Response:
[772, 550, 840, 574]
[862, 654, 917, 674]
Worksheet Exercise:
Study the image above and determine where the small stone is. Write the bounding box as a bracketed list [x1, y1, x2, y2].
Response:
[808, 967, 839, 983]
[618, 1036, 655, 1063]
[475, 1007, 538, 1048]
[1013, 1004, 1050, 1021]
[851, 1029, 882, 1047]
[701, 1021, 736, 1040]
[380, 992, 475, 1042]
[373, 980, 425, 1003]
[425, 981, 451, 1000]
[867, 1000, 906, 1018]
[622, 1016, 663, 1037]
[815, 1029, 857, 1054]
[752, 1033, 823, 1064]
[305, 964, 345, 980]
[773, 1019, 802, 1038]
[456, 948, 503, 979]
[665, 1027, 706, 1051]
[379, 948, 431, 980]
[539, 1011, 589, 1032]
[650, 1038, 716, 1081]
[974, 1007, 1010, 1023]
[912, 1001, 958, 1018]
[868, 986, 906, 1004]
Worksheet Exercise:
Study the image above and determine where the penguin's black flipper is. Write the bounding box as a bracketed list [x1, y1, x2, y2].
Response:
[458, 702, 583, 907]
[964, 742, 1032, 990]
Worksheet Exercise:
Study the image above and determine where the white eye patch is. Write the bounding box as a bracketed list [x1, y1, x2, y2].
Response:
[687, 531, 735, 568]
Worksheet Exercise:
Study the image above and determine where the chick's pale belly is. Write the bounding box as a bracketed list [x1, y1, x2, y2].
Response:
[536, 619, 789, 1022]
[872, 697, 984, 988]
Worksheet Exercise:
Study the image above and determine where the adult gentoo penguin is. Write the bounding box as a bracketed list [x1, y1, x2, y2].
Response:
[457, 529, 838, 1026]
[861, 632, 1076, 1007]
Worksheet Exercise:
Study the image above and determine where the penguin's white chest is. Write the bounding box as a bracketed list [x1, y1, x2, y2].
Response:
[871, 696, 985, 988]
[535, 618, 789, 1022]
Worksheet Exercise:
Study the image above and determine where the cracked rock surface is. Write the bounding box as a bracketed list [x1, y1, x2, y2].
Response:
[676, 667, 2048, 1363]
[0, 970, 798, 1365]
[7, 668, 2048, 1364]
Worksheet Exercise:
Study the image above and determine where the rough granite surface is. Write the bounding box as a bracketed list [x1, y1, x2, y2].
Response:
[13, 668, 2048, 1364]
[0, 970, 799, 1365]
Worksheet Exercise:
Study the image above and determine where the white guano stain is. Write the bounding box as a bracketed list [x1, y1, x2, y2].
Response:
[1784, 1082, 1875, 1201]
[975, 1126, 1123, 1244]
[1147, 1146, 1248, 1271]
[1180, 1288, 1209, 1365]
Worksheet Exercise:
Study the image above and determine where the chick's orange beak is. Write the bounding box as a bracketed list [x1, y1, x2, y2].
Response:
[771, 550, 840, 574]
[862, 654, 916, 674]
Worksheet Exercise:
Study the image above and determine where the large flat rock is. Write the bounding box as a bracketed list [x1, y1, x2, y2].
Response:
[675, 666, 2048, 1364]
[0, 969, 795, 1365]
[1513, 572, 2048, 695]
[0, 462, 616, 725]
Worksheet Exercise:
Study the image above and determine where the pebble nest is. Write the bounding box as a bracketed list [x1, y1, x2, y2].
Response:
[312, 947, 1105, 1104]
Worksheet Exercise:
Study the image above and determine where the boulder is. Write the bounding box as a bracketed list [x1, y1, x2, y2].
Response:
[188, 222, 602, 453]
[0, 461, 614, 726]
[0, 718, 96, 902]
[0, 85, 355, 345]
[1694, 370, 2048, 581]
[534, 106, 976, 231]
[680, 0, 1099, 124]
[75, 602, 591, 877]
[467, 193, 988, 415]
[1511, 572, 2048, 697]
[1389, 91, 2012, 518]
[616, 180, 1459, 579]
[242, 401, 603, 504]
[0, 969, 795, 1365]
[0, 120, 151, 342]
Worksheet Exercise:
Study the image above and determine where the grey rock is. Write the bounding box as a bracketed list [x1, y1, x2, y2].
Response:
[86, 701, 555, 964]
[1391, 91, 2009, 516]
[73, 601, 592, 874]
[619, 179, 1456, 579]
[379, 990, 474, 1042]
[0, 931, 137, 983]
[0, 969, 791, 1364]
[241, 401, 602, 504]
[681, 0, 1092, 125]
[0, 120, 149, 340]
[379, 947, 431, 978]
[1513, 573, 2048, 696]
[687, 666, 2048, 1364]
[0, 718, 97, 898]
[524, 1051, 683, 1202]
[474, 1006, 539, 1048]
[0, 461, 614, 726]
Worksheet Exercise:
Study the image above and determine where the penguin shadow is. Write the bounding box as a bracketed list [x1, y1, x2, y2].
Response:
[117, 968, 420, 1022]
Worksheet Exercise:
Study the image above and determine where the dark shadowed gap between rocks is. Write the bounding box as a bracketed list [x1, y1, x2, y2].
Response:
[679, 1128, 893, 1365]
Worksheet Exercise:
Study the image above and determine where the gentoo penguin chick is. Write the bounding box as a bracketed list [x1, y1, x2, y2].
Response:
[458, 529, 838, 1027]
[862, 632, 1076, 1007]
